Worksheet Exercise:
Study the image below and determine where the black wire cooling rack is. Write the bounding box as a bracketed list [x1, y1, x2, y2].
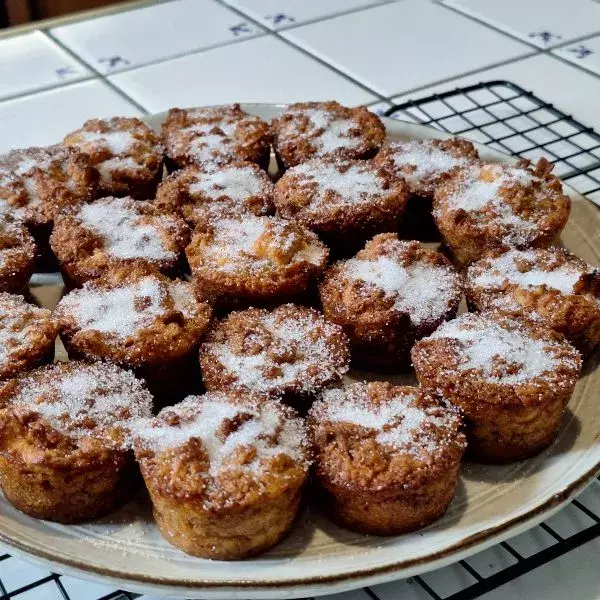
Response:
[1, 80, 600, 600]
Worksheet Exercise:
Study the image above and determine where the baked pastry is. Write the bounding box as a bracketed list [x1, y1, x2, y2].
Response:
[0, 292, 57, 380]
[186, 215, 328, 308]
[319, 233, 462, 370]
[0, 361, 153, 523]
[55, 268, 212, 403]
[161, 104, 272, 171]
[63, 117, 164, 200]
[466, 247, 600, 358]
[273, 157, 408, 254]
[50, 195, 189, 287]
[271, 101, 385, 169]
[411, 312, 582, 463]
[155, 161, 274, 229]
[200, 304, 350, 410]
[433, 158, 570, 266]
[308, 381, 466, 535]
[374, 138, 478, 238]
[0, 145, 98, 252]
[133, 392, 310, 559]
[0, 218, 36, 293]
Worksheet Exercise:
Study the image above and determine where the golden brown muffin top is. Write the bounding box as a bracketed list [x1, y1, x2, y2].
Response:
[155, 161, 274, 228]
[55, 268, 212, 367]
[433, 158, 570, 248]
[0, 361, 153, 466]
[273, 157, 408, 230]
[308, 381, 466, 491]
[0, 293, 57, 380]
[133, 392, 310, 507]
[272, 101, 385, 168]
[186, 214, 328, 279]
[200, 304, 350, 397]
[0, 218, 36, 278]
[320, 233, 462, 329]
[0, 145, 98, 227]
[50, 196, 189, 282]
[412, 312, 582, 404]
[161, 104, 272, 169]
[63, 117, 163, 192]
[375, 137, 478, 197]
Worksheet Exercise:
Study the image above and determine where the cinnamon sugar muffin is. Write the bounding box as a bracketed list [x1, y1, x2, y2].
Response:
[0, 218, 36, 293]
[411, 312, 582, 463]
[375, 138, 479, 238]
[466, 248, 600, 358]
[186, 215, 328, 308]
[271, 101, 385, 169]
[155, 162, 274, 229]
[273, 157, 408, 254]
[319, 233, 462, 370]
[0, 361, 153, 523]
[64, 117, 164, 200]
[55, 268, 212, 403]
[0, 293, 57, 380]
[0, 145, 98, 252]
[200, 304, 350, 410]
[133, 392, 310, 559]
[50, 196, 189, 287]
[308, 381, 466, 535]
[161, 104, 272, 171]
[433, 159, 570, 266]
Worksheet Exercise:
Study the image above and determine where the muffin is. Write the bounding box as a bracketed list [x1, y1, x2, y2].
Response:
[374, 138, 479, 238]
[433, 158, 570, 266]
[466, 247, 600, 358]
[308, 381, 466, 535]
[155, 161, 274, 229]
[186, 214, 328, 308]
[161, 104, 272, 171]
[133, 392, 310, 559]
[50, 195, 190, 287]
[0, 218, 36, 293]
[319, 233, 462, 370]
[63, 117, 164, 200]
[411, 312, 582, 463]
[55, 268, 212, 403]
[0, 361, 153, 523]
[0, 145, 98, 252]
[271, 101, 385, 169]
[200, 304, 350, 411]
[273, 157, 408, 255]
[0, 293, 57, 380]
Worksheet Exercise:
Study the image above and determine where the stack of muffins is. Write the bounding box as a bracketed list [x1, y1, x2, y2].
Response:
[0, 100, 595, 561]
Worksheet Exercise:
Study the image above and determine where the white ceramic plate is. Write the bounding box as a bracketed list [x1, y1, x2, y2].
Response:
[3, 104, 600, 599]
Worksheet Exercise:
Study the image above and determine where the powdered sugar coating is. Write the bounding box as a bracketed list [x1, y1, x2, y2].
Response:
[189, 163, 264, 201]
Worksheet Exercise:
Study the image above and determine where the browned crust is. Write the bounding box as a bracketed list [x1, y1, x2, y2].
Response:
[161, 104, 272, 171]
[433, 158, 571, 266]
[50, 196, 190, 286]
[0, 220, 36, 294]
[271, 101, 385, 168]
[319, 234, 462, 370]
[55, 267, 212, 367]
[466, 247, 600, 358]
[63, 117, 164, 200]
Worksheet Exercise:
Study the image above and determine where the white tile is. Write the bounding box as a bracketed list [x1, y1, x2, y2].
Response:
[109, 35, 376, 112]
[60, 575, 118, 600]
[419, 563, 478, 598]
[281, 1, 530, 97]
[373, 577, 435, 600]
[391, 54, 600, 133]
[506, 525, 558, 558]
[0, 556, 51, 592]
[443, 0, 600, 48]
[51, 0, 262, 74]
[465, 544, 519, 577]
[0, 80, 141, 153]
[223, 0, 384, 30]
[553, 34, 600, 75]
[0, 31, 90, 100]
[543, 502, 597, 538]
[15, 582, 65, 600]
[367, 100, 392, 117]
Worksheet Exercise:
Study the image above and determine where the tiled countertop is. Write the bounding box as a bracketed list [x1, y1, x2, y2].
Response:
[1, 1, 600, 599]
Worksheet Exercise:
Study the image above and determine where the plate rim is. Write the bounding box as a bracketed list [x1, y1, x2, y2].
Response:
[3, 103, 600, 597]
